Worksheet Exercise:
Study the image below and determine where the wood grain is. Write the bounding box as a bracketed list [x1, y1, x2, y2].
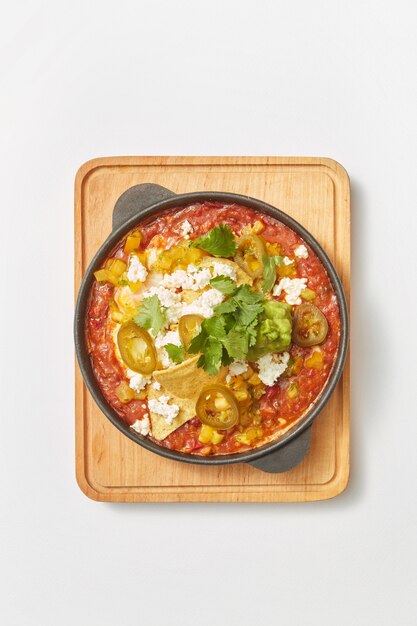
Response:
[74, 156, 350, 502]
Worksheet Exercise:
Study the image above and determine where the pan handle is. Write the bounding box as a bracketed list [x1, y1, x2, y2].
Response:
[112, 183, 177, 231]
[248, 427, 311, 473]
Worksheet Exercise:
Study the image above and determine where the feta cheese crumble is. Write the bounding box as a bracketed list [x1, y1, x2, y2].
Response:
[256, 352, 290, 387]
[153, 329, 183, 368]
[226, 359, 248, 383]
[126, 255, 148, 283]
[283, 256, 294, 266]
[130, 416, 150, 436]
[229, 360, 248, 377]
[128, 372, 151, 393]
[161, 265, 212, 291]
[166, 288, 225, 323]
[142, 285, 181, 308]
[154, 330, 182, 349]
[148, 395, 180, 425]
[273, 277, 307, 305]
[212, 262, 237, 280]
[294, 244, 309, 259]
[152, 380, 161, 390]
[180, 220, 194, 238]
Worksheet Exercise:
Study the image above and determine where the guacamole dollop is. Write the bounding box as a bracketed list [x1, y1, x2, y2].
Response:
[248, 300, 292, 359]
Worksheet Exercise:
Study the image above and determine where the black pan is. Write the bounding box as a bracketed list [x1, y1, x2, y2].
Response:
[74, 184, 348, 473]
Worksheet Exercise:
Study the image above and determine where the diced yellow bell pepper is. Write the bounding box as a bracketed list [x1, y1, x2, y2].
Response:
[198, 424, 224, 445]
[109, 299, 128, 323]
[287, 383, 299, 399]
[153, 243, 206, 272]
[94, 269, 119, 285]
[235, 427, 263, 445]
[124, 232, 142, 253]
[107, 259, 127, 278]
[305, 350, 323, 370]
[248, 372, 261, 386]
[115, 381, 135, 403]
[211, 431, 224, 445]
[301, 288, 316, 302]
[266, 242, 281, 256]
[277, 263, 297, 278]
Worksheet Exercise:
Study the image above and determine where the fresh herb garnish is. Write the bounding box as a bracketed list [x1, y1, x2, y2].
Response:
[209, 275, 237, 295]
[188, 283, 265, 374]
[191, 224, 237, 257]
[261, 255, 283, 293]
[118, 279, 129, 286]
[165, 343, 185, 364]
[134, 295, 166, 336]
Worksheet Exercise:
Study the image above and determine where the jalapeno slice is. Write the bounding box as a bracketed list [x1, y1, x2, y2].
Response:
[117, 321, 157, 374]
[178, 314, 204, 350]
[235, 234, 267, 278]
[196, 384, 240, 430]
[292, 304, 329, 347]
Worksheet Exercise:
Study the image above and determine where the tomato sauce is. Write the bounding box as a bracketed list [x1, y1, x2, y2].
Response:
[86, 202, 340, 454]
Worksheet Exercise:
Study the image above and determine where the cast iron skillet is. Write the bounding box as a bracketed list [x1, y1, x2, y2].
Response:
[74, 184, 348, 473]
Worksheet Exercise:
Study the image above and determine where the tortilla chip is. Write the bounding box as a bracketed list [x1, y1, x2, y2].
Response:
[198, 257, 252, 286]
[149, 356, 226, 440]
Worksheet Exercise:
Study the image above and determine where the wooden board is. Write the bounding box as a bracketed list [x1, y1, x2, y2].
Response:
[74, 156, 350, 502]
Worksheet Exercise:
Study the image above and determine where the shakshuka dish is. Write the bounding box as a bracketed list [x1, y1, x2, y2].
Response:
[86, 202, 340, 455]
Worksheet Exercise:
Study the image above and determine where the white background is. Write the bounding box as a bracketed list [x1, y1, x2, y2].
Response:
[1, 1, 416, 625]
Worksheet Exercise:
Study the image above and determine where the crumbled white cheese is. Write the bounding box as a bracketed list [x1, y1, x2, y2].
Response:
[256, 352, 290, 387]
[154, 329, 182, 349]
[130, 416, 150, 436]
[152, 380, 161, 390]
[128, 373, 151, 393]
[283, 256, 294, 266]
[142, 285, 181, 308]
[212, 262, 237, 280]
[148, 395, 180, 425]
[192, 267, 213, 290]
[229, 360, 248, 377]
[183, 288, 224, 318]
[272, 277, 307, 305]
[180, 220, 194, 239]
[165, 288, 224, 322]
[161, 265, 212, 291]
[126, 255, 148, 283]
[294, 244, 309, 259]
[153, 330, 182, 369]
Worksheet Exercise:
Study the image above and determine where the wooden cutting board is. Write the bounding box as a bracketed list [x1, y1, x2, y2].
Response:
[74, 156, 350, 502]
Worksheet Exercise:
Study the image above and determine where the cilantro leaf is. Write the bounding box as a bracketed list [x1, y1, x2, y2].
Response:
[214, 299, 238, 315]
[233, 284, 264, 306]
[165, 343, 185, 364]
[209, 275, 237, 295]
[235, 302, 264, 326]
[191, 224, 237, 257]
[204, 338, 223, 375]
[274, 255, 283, 267]
[246, 318, 259, 347]
[202, 316, 226, 338]
[261, 255, 277, 293]
[222, 328, 248, 360]
[187, 327, 208, 354]
[189, 282, 267, 375]
[134, 295, 166, 335]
